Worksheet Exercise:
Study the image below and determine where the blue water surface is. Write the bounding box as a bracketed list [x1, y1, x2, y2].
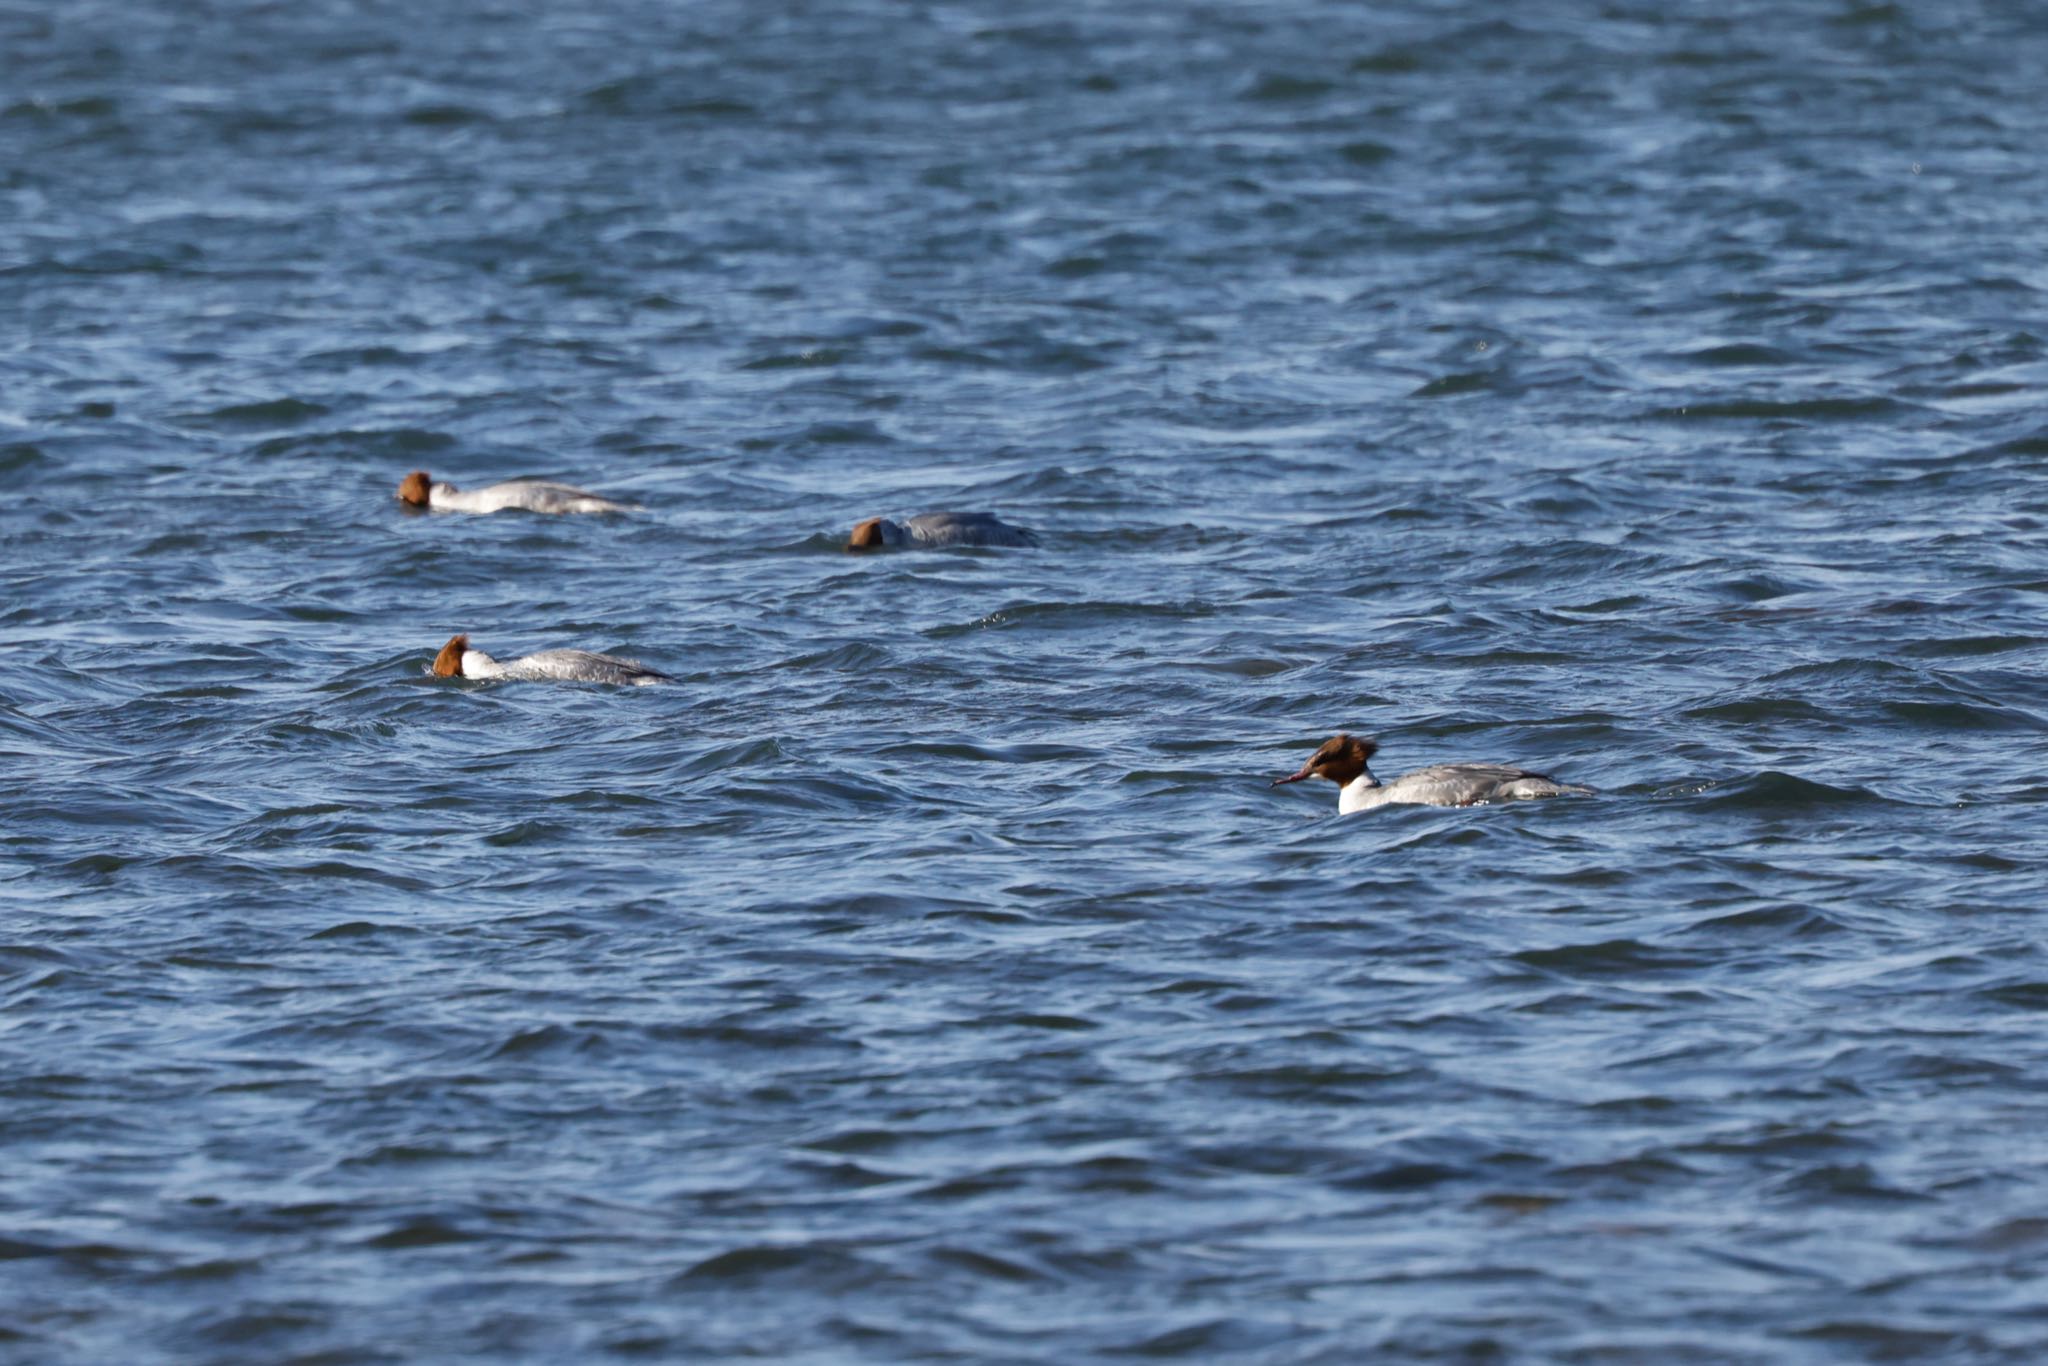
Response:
[6, 1, 2048, 1360]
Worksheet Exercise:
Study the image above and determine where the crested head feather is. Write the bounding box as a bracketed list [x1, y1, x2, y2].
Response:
[432, 633, 469, 677]
[397, 471, 432, 506]
[1309, 733, 1377, 784]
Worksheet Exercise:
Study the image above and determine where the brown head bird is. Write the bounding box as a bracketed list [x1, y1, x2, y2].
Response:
[432, 634, 469, 677]
[846, 516, 897, 551]
[1271, 734, 1379, 789]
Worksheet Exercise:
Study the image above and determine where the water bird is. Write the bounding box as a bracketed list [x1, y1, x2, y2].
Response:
[1272, 734, 1591, 814]
[397, 470, 638, 515]
[846, 511, 1037, 550]
[430, 634, 671, 686]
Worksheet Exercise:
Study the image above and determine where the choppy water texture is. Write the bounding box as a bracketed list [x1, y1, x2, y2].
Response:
[6, 0, 2048, 1360]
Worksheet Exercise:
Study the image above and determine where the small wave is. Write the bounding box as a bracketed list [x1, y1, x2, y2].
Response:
[305, 920, 416, 941]
[1410, 371, 1499, 398]
[738, 420, 894, 452]
[770, 641, 891, 671]
[0, 441, 47, 474]
[739, 346, 852, 371]
[1900, 634, 2047, 661]
[576, 74, 758, 120]
[925, 1245, 1050, 1284]
[400, 104, 491, 127]
[362, 1217, 479, 1250]
[921, 340, 1114, 374]
[953, 463, 1125, 503]
[925, 598, 1214, 637]
[1978, 981, 2048, 1011]
[1755, 657, 1924, 688]
[29, 246, 201, 276]
[1885, 698, 2047, 732]
[1, 95, 120, 121]
[1349, 46, 1422, 74]
[1687, 771, 1906, 812]
[1681, 696, 1836, 724]
[672, 1244, 880, 1288]
[1961, 429, 2048, 460]
[250, 427, 455, 460]
[189, 397, 329, 429]
[1238, 72, 1337, 102]
[480, 820, 570, 848]
[1680, 904, 1850, 937]
[1643, 396, 1911, 422]
[1339, 139, 1395, 165]
[725, 772, 915, 812]
[1668, 343, 1803, 367]
[296, 345, 432, 370]
[279, 861, 429, 888]
[1513, 938, 1702, 974]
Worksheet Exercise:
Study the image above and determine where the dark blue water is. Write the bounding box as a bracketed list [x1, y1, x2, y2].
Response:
[7, 1, 2048, 1359]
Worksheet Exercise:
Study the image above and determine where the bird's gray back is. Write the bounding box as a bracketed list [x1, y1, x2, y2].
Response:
[904, 512, 1037, 547]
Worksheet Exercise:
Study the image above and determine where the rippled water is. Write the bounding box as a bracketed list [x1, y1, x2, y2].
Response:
[7, 0, 2048, 1360]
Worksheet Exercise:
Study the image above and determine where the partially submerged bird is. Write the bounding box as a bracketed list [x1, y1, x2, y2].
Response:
[846, 511, 1037, 551]
[397, 470, 638, 515]
[1272, 734, 1591, 814]
[430, 634, 671, 686]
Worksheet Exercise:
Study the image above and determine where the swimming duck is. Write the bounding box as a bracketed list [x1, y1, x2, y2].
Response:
[846, 511, 1037, 550]
[430, 633, 671, 686]
[1272, 734, 1591, 813]
[398, 470, 637, 515]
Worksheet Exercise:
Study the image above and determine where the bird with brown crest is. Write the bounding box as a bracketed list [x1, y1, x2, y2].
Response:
[397, 470, 638, 515]
[428, 633, 671, 686]
[845, 511, 1037, 551]
[1273, 733, 1591, 814]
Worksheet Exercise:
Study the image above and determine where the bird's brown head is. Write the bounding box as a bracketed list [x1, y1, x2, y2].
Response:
[432, 634, 469, 677]
[847, 517, 888, 551]
[1272, 733, 1379, 788]
[397, 471, 432, 506]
